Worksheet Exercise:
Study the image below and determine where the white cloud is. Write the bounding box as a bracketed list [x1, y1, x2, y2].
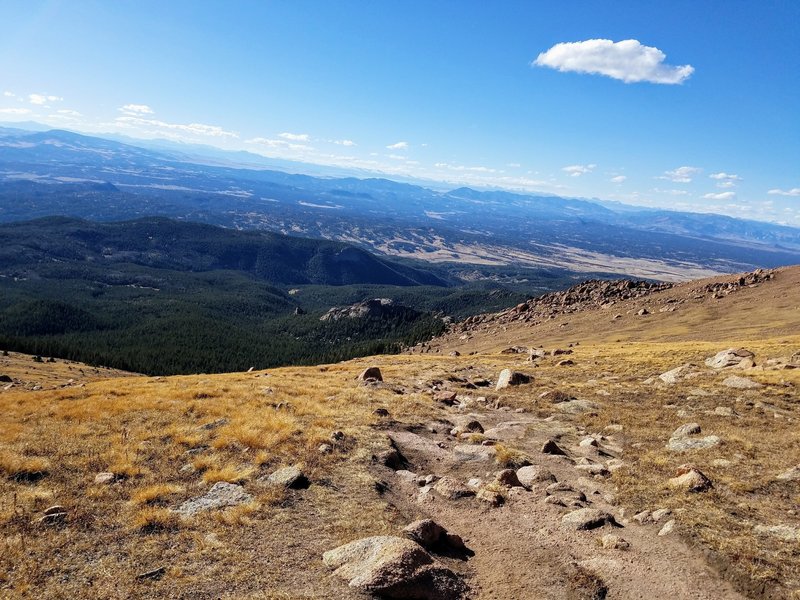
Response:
[57, 109, 82, 117]
[507, 162, 521, 168]
[29, 93, 62, 105]
[245, 136, 309, 151]
[562, 163, 596, 177]
[333, 139, 356, 147]
[119, 104, 154, 115]
[3, 91, 14, 97]
[386, 141, 408, 150]
[534, 39, 694, 84]
[709, 172, 741, 188]
[278, 132, 310, 142]
[703, 191, 736, 200]
[768, 188, 800, 197]
[0, 107, 32, 115]
[115, 115, 238, 139]
[660, 166, 701, 183]
[610, 175, 627, 183]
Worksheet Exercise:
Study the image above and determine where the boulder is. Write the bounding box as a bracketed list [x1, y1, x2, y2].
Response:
[402, 519, 467, 553]
[659, 364, 694, 385]
[560, 508, 619, 531]
[541, 439, 567, 456]
[358, 367, 383, 382]
[705, 348, 755, 369]
[495, 369, 531, 390]
[434, 391, 458, 405]
[174, 482, 253, 516]
[658, 520, 676, 536]
[671, 423, 701, 438]
[539, 390, 575, 404]
[266, 465, 309, 489]
[666, 435, 720, 452]
[322, 536, 467, 600]
[432, 476, 475, 500]
[668, 465, 712, 493]
[516, 465, 557, 487]
[494, 469, 524, 488]
[722, 375, 762, 390]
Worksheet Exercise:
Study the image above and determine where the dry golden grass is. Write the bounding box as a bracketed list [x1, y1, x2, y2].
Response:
[1, 269, 799, 598]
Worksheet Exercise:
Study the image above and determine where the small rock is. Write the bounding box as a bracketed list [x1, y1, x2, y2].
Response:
[579, 437, 598, 448]
[434, 391, 458, 405]
[651, 508, 672, 523]
[671, 423, 701, 438]
[516, 465, 557, 487]
[198, 418, 229, 431]
[137, 566, 167, 581]
[541, 439, 567, 456]
[713, 406, 734, 417]
[494, 469, 523, 488]
[432, 476, 475, 500]
[600, 534, 630, 550]
[666, 435, 721, 452]
[658, 520, 676, 536]
[753, 524, 800, 542]
[319, 443, 333, 454]
[776, 465, 800, 481]
[632, 510, 651, 524]
[477, 488, 504, 507]
[266, 465, 310, 489]
[540, 390, 575, 404]
[668, 465, 712, 493]
[174, 482, 253, 516]
[659, 364, 694, 385]
[722, 375, 762, 390]
[373, 408, 390, 417]
[402, 519, 447, 549]
[561, 508, 619, 531]
[94, 472, 116, 485]
[358, 367, 383, 382]
[495, 369, 531, 390]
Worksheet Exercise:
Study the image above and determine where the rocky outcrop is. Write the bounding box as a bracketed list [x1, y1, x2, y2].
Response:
[705, 348, 755, 369]
[321, 298, 419, 322]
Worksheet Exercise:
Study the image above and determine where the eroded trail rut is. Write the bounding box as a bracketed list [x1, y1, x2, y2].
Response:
[374, 398, 745, 599]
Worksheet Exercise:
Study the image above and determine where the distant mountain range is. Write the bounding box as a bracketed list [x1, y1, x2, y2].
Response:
[2, 125, 800, 281]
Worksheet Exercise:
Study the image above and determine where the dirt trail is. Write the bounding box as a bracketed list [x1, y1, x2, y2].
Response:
[378, 400, 746, 600]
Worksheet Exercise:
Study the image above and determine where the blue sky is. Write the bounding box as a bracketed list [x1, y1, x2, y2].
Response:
[1, 1, 799, 224]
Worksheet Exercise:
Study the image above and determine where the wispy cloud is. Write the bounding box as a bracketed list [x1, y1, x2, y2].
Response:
[660, 166, 701, 183]
[56, 109, 82, 117]
[278, 132, 309, 142]
[119, 104, 154, 115]
[386, 141, 408, 150]
[333, 139, 356, 147]
[28, 93, 62, 106]
[0, 107, 32, 115]
[768, 188, 800, 197]
[3, 91, 14, 98]
[245, 136, 309, 151]
[610, 175, 627, 183]
[562, 163, 596, 177]
[703, 191, 736, 200]
[534, 39, 694, 84]
[709, 172, 741, 189]
[115, 115, 238, 139]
